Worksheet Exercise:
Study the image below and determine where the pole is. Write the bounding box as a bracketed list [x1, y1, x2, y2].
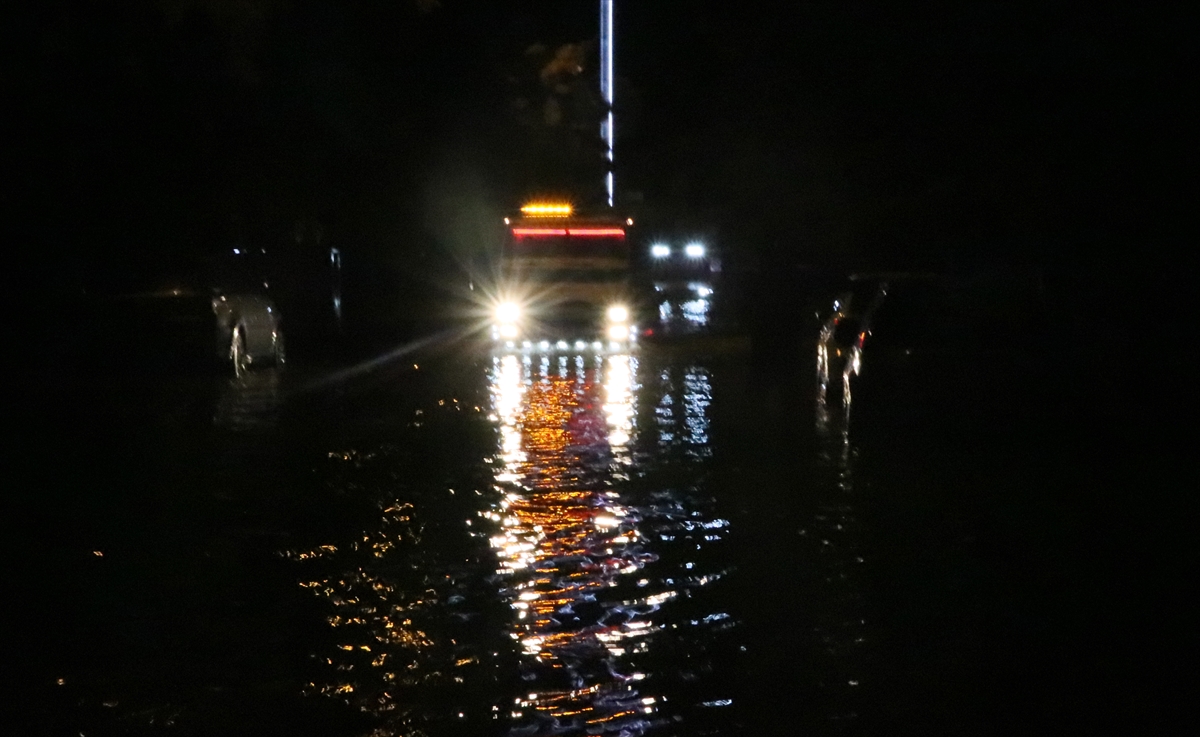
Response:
[600, 0, 614, 207]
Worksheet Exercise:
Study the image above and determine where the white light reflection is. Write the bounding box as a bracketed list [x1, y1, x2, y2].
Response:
[683, 368, 712, 454]
[655, 368, 675, 448]
[493, 355, 526, 473]
[604, 354, 636, 456]
[811, 345, 871, 721]
[681, 298, 710, 326]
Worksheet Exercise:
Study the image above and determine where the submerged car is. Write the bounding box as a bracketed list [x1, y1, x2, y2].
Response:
[211, 292, 285, 377]
[79, 288, 285, 379]
[816, 273, 949, 403]
[817, 274, 888, 400]
[816, 271, 1045, 410]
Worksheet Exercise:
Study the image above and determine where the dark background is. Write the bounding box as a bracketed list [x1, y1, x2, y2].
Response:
[9, 1, 1188, 312]
[4, 2, 1194, 732]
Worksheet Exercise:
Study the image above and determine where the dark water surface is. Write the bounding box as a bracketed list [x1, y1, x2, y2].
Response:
[12, 326, 1189, 735]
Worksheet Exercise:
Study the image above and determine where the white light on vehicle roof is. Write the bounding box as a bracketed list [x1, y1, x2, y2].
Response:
[651, 244, 670, 258]
[685, 243, 705, 258]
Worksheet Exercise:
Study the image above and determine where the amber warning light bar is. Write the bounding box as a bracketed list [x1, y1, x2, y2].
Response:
[519, 203, 573, 217]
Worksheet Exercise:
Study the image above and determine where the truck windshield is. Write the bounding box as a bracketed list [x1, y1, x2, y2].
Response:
[507, 236, 628, 259]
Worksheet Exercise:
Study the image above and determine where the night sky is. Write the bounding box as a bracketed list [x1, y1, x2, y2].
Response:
[10, 1, 1187, 300]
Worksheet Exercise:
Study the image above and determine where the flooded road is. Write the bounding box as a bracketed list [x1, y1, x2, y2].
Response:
[279, 349, 744, 736]
[14, 321, 1185, 736]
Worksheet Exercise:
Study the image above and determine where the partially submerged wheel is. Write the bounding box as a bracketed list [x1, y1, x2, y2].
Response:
[271, 331, 286, 368]
[230, 325, 250, 378]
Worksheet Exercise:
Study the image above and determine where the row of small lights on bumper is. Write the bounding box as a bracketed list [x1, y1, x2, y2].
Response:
[491, 303, 636, 348]
[495, 338, 632, 353]
[651, 243, 706, 259]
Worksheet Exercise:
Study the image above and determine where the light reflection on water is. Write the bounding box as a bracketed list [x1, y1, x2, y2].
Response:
[288, 350, 728, 736]
[488, 352, 717, 735]
[213, 368, 282, 432]
[654, 281, 712, 334]
[812, 364, 870, 727]
[651, 366, 712, 458]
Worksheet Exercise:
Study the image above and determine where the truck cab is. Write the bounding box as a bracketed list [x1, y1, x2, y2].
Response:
[490, 202, 637, 352]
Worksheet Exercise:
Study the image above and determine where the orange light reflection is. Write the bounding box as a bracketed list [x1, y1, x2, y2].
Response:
[488, 352, 663, 733]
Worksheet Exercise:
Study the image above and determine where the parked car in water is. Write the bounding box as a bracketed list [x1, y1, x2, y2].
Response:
[211, 292, 285, 377]
[815, 273, 917, 401]
[76, 288, 285, 384]
[816, 270, 1045, 410]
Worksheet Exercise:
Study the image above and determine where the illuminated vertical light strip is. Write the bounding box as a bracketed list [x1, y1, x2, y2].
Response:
[600, 0, 615, 207]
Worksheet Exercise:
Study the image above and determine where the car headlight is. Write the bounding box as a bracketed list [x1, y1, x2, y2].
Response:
[606, 324, 628, 341]
[495, 302, 521, 323]
[606, 305, 629, 323]
[684, 243, 705, 258]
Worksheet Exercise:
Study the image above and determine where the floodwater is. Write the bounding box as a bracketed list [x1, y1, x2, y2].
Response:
[13, 308, 1189, 735]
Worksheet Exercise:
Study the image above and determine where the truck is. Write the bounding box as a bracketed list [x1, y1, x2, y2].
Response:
[490, 202, 637, 352]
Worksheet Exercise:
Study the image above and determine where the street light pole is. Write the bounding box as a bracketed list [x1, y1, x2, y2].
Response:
[600, 0, 614, 207]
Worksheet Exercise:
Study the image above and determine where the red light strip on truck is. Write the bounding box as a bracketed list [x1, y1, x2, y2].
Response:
[510, 228, 626, 237]
[511, 228, 568, 236]
[567, 228, 625, 236]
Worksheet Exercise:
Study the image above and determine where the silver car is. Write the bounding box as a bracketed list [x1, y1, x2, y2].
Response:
[212, 293, 285, 377]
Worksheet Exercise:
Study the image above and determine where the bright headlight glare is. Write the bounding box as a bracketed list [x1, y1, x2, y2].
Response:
[606, 324, 627, 341]
[685, 243, 705, 258]
[650, 244, 670, 258]
[496, 302, 520, 323]
[606, 305, 629, 323]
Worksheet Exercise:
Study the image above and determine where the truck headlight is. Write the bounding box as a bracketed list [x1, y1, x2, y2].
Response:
[495, 302, 521, 323]
[606, 305, 629, 323]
